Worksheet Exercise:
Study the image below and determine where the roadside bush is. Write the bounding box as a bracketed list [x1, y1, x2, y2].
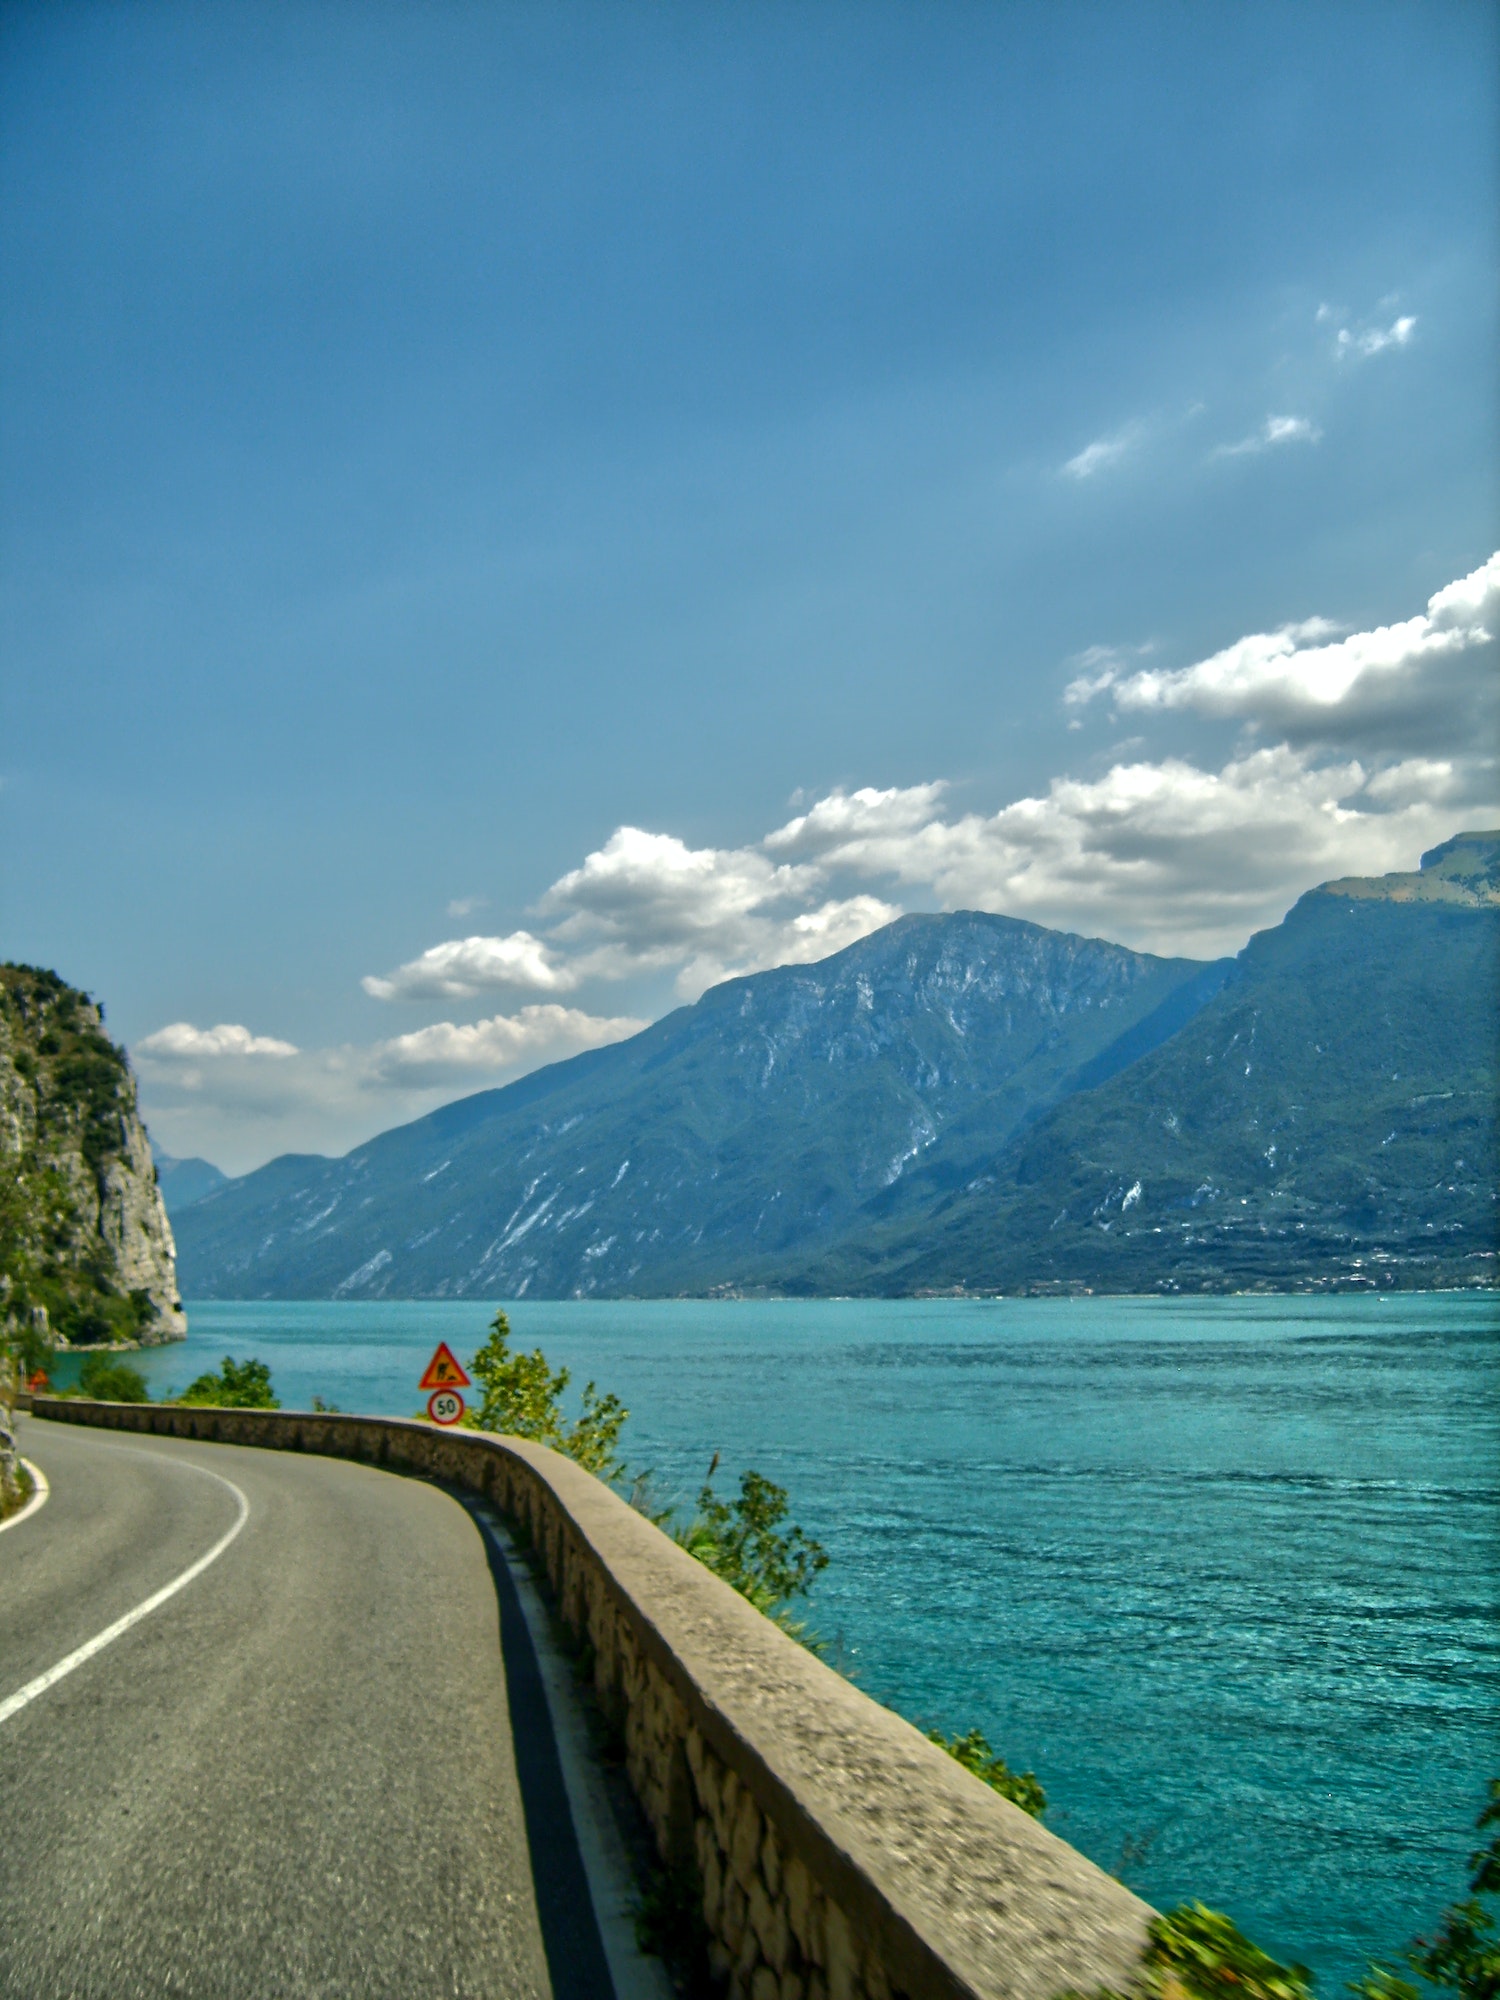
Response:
[175, 1355, 279, 1409]
[465, 1310, 628, 1480]
[927, 1727, 1046, 1818]
[674, 1458, 828, 1640]
[76, 1353, 150, 1403]
[1064, 1781, 1500, 2000]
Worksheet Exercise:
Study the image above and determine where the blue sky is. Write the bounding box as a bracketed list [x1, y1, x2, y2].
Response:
[3, 1, 1496, 1170]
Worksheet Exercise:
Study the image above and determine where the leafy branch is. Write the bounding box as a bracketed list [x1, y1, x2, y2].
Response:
[673, 1454, 829, 1637]
[928, 1727, 1046, 1819]
[465, 1310, 629, 1481]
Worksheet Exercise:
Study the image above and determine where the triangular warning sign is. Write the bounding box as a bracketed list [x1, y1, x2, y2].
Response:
[419, 1341, 472, 1390]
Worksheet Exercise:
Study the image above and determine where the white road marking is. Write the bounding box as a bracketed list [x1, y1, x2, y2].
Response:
[0, 1451, 250, 1726]
[0, 1458, 50, 1535]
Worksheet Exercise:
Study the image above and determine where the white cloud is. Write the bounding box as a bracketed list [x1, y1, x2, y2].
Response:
[1212, 414, 1322, 459]
[145, 556, 1497, 1172]
[539, 822, 899, 998]
[762, 782, 949, 859]
[1061, 643, 1155, 710]
[354, 555, 1496, 1012]
[822, 748, 1472, 957]
[1061, 423, 1144, 480]
[445, 895, 487, 918]
[135, 1005, 645, 1173]
[138, 1022, 298, 1060]
[1077, 550, 1499, 751]
[1336, 313, 1416, 360]
[363, 930, 577, 1001]
[371, 1006, 645, 1085]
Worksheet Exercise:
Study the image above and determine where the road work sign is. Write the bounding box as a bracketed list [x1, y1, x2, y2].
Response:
[427, 1388, 466, 1426]
[419, 1342, 471, 1391]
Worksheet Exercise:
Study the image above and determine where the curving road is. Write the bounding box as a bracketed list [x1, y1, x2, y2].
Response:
[0, 1415, 616, 1999]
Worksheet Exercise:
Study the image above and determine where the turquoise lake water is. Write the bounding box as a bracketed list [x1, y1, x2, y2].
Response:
[80, 1292, 1498, 1986]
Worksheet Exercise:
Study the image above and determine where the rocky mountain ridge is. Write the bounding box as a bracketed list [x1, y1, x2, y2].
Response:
[174, 832, 1499, 1301]
[803, 831, 1498, 1293]
[175, 913, 1218, 1298]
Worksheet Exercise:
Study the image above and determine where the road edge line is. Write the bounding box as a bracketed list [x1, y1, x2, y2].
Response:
[0, 1458, 50, 1536]
[0, 1462, 249, 1726]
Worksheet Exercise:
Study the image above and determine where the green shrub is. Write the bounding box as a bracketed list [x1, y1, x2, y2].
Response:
[175, 1356, 279, 1409]
[928, 1727, 1046, 1818]
[76, 1353, 150, 1403]
[1146, 1905, 1315, 2000]
[674, 1459, 828, 1636]
[465, 1310, 628, 1480]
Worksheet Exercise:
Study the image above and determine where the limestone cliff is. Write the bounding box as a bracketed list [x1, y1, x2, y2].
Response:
[0, 964, 185, 1347]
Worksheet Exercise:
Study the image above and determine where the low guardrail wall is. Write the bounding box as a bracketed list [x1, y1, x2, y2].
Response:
[31, 1396, 1152, 2000]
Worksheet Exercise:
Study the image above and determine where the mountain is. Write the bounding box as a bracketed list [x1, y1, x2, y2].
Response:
[152, 1148, 229, 1215]
[804, 832, 1498, 1295]
[175, 914, 1219, 1298]
[0, 965, 187, 1345]
[175, 835, 1499, 1301]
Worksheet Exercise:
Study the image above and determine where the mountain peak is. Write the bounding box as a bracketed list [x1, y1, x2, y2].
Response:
[1315, 829, 1500, 908]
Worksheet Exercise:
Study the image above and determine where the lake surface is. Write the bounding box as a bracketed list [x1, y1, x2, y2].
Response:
[85, 1292, 1498, 1987]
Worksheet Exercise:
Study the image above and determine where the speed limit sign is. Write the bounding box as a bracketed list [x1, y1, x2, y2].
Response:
[427, 1388, 466, 1426]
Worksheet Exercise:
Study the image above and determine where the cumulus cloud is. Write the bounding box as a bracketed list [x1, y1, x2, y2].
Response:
[134, 1005, 644, 1172]
[1061, 423, 1144, 480]
[1071, 551, 1499, 752]
[1212, 414, 1322, 459]
[785, 750, 1477, 957]
[1336, 313, 1416, 360]
[534, 753, 1483, 971]
[1061, 643, 1155, 710]
[370, 1006, 645, 1085]
[143, 555, 1497, 1169]
[539, 823, 900, 998]
[351, 557, 1495, 1009]
[138, 1022, 299, 1060]
[363, 930, 576, 1001]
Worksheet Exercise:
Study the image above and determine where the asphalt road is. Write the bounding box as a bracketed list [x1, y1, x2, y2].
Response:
[0, 1415, 613, 1999]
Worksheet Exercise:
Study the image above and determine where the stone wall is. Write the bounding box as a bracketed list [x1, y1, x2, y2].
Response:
[30, 1397, 1152, 2000]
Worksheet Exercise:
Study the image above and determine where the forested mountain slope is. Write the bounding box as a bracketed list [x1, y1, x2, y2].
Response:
[175, 914, 1215, 1298]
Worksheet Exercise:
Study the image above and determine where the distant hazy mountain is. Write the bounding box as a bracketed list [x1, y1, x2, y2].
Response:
[804, 831, 1498, 1295]
[152, 1149, 229, 1215]
[174, 913, 1218, 1298]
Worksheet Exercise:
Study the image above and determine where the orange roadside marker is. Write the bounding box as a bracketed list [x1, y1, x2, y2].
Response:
[419, 1341, 471, 1391]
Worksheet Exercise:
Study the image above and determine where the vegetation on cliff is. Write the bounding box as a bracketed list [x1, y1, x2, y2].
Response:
[0, 1348, 28, 1517]
[0, 964, 184, 1357]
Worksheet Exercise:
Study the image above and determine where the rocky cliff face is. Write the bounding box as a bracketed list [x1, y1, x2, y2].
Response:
[0, 965, 185, 1346]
